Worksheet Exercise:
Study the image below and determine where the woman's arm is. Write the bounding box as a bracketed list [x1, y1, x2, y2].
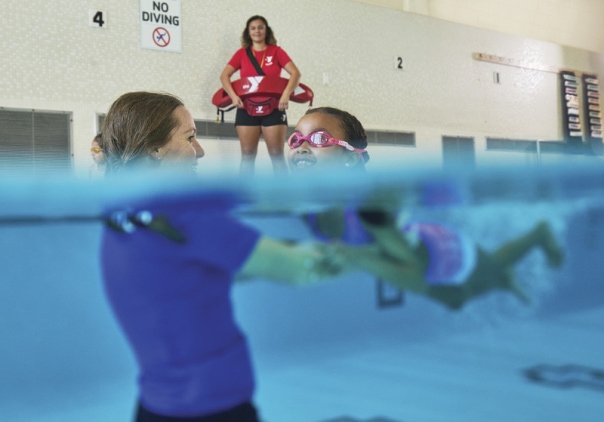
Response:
[278, 61, 301, 111]
[236, 230, 427, 293]
[236, 236, 347, 286]
[219, 64, 243, 108]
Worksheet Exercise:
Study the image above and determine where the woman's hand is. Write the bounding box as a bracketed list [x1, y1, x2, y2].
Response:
[220, 64, 243, 108]
[278, 94, 289, 111]
[279, 61, 300, 111]
[230, 95, 244, 108]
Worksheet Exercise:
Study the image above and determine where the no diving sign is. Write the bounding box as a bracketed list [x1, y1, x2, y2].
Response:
[140, 0, 181, 52]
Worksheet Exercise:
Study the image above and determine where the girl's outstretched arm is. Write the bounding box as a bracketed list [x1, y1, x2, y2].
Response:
[339, 242, 428, 294]
[357, 210, 420, 265]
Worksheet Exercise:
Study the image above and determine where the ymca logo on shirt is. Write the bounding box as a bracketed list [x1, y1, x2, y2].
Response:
[265, 56, 274, 67]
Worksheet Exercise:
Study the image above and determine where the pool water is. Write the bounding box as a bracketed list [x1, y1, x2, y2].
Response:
[1, 165, 603, 422]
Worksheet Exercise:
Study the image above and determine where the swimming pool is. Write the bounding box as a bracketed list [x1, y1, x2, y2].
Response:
[1, 165, 603, 422]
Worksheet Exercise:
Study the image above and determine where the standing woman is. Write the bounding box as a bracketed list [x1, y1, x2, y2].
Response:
[220, 15, 301, 175]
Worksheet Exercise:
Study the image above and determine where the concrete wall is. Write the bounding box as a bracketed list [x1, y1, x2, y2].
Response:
[353, 0, 604, 55]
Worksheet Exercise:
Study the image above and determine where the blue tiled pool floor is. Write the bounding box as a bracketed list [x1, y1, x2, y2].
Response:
[6, 307, 602, 422]
[253, 307, 604, 422]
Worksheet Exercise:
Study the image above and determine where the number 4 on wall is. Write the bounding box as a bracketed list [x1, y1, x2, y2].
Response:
[89, 10, 107, 28]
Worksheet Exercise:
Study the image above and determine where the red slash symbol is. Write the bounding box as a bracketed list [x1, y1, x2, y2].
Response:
[153, 27, 170, 47]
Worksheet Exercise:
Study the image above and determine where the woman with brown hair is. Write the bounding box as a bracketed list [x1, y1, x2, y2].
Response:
[100, 92, 348, 422]
[220, 15, 301, 175]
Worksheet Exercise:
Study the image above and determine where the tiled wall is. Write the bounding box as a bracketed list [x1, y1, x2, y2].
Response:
[1, 0, 603, 176]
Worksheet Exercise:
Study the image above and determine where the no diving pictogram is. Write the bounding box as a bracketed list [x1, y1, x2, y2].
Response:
[153, 27, 170, 47]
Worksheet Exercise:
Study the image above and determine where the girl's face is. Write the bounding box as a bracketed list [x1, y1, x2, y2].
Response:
[157, 106, 204, 173]
[248, 19, 267, 44]
[287, 112, 349, 173]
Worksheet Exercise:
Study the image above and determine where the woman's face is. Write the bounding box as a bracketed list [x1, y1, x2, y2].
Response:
[248, 19, 267, 44]
[287, 112, 349, 173]
[158, 106, 204, 172]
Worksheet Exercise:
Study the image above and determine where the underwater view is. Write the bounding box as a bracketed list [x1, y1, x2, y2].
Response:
[1, 163, 603, 422]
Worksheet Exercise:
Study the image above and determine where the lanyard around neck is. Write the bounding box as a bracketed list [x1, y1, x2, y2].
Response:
[253, 48, 266, 68]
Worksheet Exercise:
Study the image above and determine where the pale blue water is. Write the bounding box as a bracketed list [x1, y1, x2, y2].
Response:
[1, 165, 603, 422]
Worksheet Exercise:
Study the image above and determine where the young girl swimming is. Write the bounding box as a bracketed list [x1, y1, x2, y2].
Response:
[287, 107, 564, 310]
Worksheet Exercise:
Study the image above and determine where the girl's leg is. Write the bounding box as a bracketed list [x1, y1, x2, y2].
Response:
[425, 249, 529, 310]
[261, 124, 288, 175]
[236, 126, 262, 176]
[424, 284, 467, 310]
[491, 221, 564, 269]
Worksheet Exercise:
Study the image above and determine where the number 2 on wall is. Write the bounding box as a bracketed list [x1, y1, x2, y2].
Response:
[394, 56, 403, 70]
[89, 10, 107, 28]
